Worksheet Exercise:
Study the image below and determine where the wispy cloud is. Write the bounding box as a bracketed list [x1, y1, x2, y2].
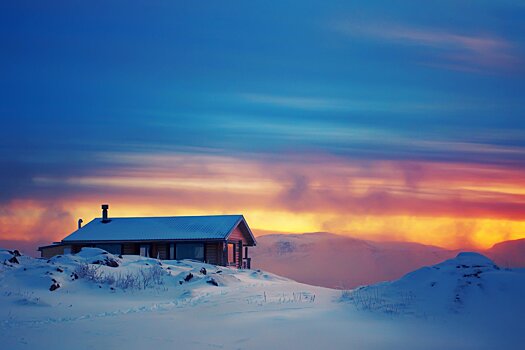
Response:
[333, 20, 521, 73]
[239, 93, 477, 113]
[241, 93, 374, 112]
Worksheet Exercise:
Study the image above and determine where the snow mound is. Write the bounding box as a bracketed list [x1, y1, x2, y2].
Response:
[342, 252, 525, 319]
[1, 248, 33, 266]
[447, 252, 495, 266]
[75, 247, 116, 259]
[0, 249, 17, 264]
[0, 246, 292, 299]
[49, 247, 121, 268]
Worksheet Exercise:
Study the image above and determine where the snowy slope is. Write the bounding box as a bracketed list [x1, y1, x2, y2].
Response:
[342, 252, 525, 348]
[251, 232, 457, 288]
[342, 252, 525, 313]
[1, 248, 523, 350]
[0, 248, 300, 326]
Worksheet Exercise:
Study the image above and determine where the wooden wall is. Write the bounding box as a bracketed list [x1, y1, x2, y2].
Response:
[229, 226, 249, 244]
[204, 243, 218, 265]
[227, 222, 254, 268]
[71, 245, 82, 254]
[153, 243, 168, 260]
[41, 240, 247, 268]
[40, 245, 70, 259]
[122, 243, 136, 255]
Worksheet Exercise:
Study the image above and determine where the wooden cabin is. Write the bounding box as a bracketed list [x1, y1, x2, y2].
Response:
[38, 205, 256, 269]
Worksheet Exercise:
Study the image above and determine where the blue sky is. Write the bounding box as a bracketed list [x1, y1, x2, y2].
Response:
[1, 1, 525, 251]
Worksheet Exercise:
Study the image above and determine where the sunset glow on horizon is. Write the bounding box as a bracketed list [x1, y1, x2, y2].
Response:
[1, 1, 525, 254]
[2, 153, 525, 252]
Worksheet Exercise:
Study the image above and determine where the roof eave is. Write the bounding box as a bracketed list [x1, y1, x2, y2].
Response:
[61, 238, 228, 244]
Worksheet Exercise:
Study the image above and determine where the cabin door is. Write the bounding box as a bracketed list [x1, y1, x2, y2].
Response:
[139, 244, 150, 257]
[227, 242, 236, 266]
[169, 243, 175, 260]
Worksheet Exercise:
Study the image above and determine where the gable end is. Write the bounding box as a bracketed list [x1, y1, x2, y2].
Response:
[226, 217, 256, 246]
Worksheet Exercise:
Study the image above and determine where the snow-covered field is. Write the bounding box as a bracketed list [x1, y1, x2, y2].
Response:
[1, 248, 523, 349]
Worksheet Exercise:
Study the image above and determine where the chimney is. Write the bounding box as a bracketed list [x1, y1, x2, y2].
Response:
[101, 204, 110, 223]
[78, 218, 83, 229]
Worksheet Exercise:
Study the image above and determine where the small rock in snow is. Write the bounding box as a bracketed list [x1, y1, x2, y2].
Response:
[206, 278, 219, 286]
[184, 273, 194, 282]
[10, 249, 21, 257]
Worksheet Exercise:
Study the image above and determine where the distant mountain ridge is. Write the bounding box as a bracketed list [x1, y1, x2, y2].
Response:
[251, 232, 524, 289]
[486, 238, 525, 268]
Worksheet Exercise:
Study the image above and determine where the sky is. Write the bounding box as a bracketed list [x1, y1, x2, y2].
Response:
[1, 1, 525, 254]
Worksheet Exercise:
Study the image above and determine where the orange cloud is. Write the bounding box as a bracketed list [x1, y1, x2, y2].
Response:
[2, 153, 525, 254]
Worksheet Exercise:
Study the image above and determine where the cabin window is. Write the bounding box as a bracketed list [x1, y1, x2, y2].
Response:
[94, 244, 122, 255]
[176, 243, 204, 261]
[227, 243, 236, 265]
[139, 244, 150, 257]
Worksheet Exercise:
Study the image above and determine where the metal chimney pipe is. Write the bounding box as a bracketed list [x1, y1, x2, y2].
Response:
[101, 204, 109, 223]
[78, 218, 83, 229]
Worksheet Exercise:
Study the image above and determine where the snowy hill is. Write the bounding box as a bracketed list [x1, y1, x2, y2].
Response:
[250, 232, 457, 288]
[1, 248, 523, 349]
[340, 252, 525, 349]
[342, 252, 525, 317]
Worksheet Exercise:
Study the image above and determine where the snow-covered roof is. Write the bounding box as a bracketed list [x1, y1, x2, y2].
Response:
[62, 215, 256, 245]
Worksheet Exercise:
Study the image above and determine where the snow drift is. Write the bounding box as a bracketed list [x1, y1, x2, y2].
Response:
[342, 253, 525, 339]
[1, 247, 523, 350]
